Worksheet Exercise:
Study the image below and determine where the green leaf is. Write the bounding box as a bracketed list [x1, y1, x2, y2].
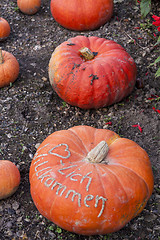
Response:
[140, 0, 151, 18]
[155, 67, 160, 78]
[55, 227, 62, 234]
[149, 56, 160, 66]
[155, 36, 160, 46]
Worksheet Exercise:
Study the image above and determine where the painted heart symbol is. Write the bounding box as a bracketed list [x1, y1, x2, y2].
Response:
[48, 143, 71, 159]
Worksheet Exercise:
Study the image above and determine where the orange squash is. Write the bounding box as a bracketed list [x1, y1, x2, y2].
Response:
[17, 0, 41, 15]
[49, 36, 137, 109]
[29, 125, 154, 235]
[0, 160, 20, 200]
[0, 18, 11, 41]
[50, 0, 114, 31]
[0, 49, 19, 88]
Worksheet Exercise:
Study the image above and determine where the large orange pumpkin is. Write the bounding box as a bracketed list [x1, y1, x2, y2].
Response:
[17, 0, 41, 15]
[50, 0, 114, 31]
[0, 160, 20, 200]
[49, 36, 137, 109]
[0, 17, 11, 41]
[29, 125, 154, 235]
[0, 49, 19, 88]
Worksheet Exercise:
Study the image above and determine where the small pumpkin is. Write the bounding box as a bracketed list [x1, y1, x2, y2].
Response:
[17, 0, 41, 15]
[50, 0, 114, 31]
[48, 36, 137, 109]
[0, 160, 20, 200]
[0, 17, 11, 41]
[29, 125, 154, 235]
[0, 49, 19, 88]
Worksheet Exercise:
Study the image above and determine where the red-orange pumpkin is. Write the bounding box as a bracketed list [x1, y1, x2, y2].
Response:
[29, 125, 154, 235]
[0, 49, 19, 88]
[48, 36, 137, 109]
[50, 0, 114, 31]
[0, 18, 11, 41]
[17, 0, 41, 15]
[0, 160, 20, 200]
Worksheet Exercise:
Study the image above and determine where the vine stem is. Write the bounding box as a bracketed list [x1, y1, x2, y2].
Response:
[86, 141, 109, 163]
[79, 47, 95, 60]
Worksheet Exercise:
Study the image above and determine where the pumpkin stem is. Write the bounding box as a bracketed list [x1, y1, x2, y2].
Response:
[0, 48, 3, 64]
[79, 47, 95, 60]
[86, 141, 109, 163]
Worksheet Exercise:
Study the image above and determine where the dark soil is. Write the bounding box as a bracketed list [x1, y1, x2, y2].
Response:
[0, 0, 160, 239]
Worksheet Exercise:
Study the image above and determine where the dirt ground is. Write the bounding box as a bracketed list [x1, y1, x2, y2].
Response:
[0, 0, 160, 239]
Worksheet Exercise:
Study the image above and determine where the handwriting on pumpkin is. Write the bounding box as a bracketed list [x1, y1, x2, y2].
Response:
[33, 143, 107, 218]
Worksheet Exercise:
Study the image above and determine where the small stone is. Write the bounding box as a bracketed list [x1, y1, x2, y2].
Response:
[6, 133, 12, 138]
[12, 201, 20, 211]
[35, 143, 41, 149]
[17, 216, 23, 222]
[145, 213, 157, 222]
[6, 221, 12, 228]
[42, 77, 47, 81]
[154, 225, 160, 231]
[48, 230, 56, 238]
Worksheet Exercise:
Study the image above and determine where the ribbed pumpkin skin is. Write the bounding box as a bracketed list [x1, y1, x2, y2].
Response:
[17, 0, 41, 15]
[29, 126, 154, 235]
[0, 160, 20, 200]
[0, 18, 11, 41]
[50, 0, 114, 31]
[0, 50, 19, 88]
[49, 36, 137, 109]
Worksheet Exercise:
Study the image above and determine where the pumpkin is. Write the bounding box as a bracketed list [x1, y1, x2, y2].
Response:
[0, 49, 19, 88]
[29, 125, 154, 235]
[0, 160, 20, 200]
[48, 36, 137, 109]
[50, 0, 114, 31]
[0, 17, 11, 41]
[17, 0, 41, 15]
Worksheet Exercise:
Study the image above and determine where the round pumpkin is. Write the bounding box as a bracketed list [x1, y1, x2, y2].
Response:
[50, 0, 114, 31]
[0, 160, 20, 200]
[29, 125, 154, 235]
[48, 36, 137, 109]
[0, 49, 19, 88]
[0, 17, 11, 41]
[17, 0, 41, 15]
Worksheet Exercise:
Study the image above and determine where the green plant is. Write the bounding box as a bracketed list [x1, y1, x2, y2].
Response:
[48, 225, 54, 231]
[139, 1, 160, 77]
[149, 16, 160, 78]
[140, 0, 151, 18]
[55, 227, 62, 234]
[149, 56, 160, 77]
[62, 101, 67, 108]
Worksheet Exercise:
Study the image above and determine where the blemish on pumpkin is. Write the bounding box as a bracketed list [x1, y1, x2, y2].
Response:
[67, 43, 75, 46]
[72, 63, 80, 70]
[93, 52, 98, 57]
[89, 74, 99, 85]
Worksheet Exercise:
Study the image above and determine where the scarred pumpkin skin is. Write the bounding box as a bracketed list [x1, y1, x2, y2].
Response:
[48, 36, 137, 109]
[17, 0, 41, 15]
[29, 125, 154, 235]
[0, 50, 19, 88]
[0, 18, 11, 41]
[50, 0, 114, 31]
[0, 160, 20, 200]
